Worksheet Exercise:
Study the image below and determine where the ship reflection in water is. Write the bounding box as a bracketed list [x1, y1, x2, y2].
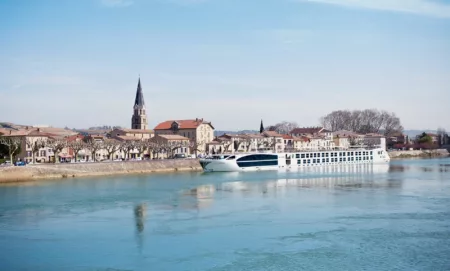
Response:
[180, 163, 401, 209]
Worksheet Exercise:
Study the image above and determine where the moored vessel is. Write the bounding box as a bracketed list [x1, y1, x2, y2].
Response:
[199, 148, 390, 172]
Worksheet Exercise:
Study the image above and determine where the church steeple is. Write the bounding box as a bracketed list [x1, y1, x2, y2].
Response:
[259, 119, 265, 134]
[131, 77, 148, 130]
[134, 77, 145, 108]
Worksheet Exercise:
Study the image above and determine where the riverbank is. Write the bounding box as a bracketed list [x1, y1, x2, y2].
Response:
[388, 149, 450, 159]
[0, 159, 202, 183]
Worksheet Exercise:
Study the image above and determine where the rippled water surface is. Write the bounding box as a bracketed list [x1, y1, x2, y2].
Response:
[1, 158, 450, 271]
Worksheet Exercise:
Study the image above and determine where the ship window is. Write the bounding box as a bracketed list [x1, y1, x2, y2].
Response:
[226, 156, 236, 160]
[343, 158, 346, 161]
[326, 158, 329, 162]
[339, 158, 342, 162]
[370, 156, 373, 160]
[297, 159, 301, 164]
[306, 154, 309, 158]
[347, 152, 351, 156]
[322, 158, 325, 163]
[301, 154, 305, 158]
[237, 160, 278, 167]
[307, 159, 311, 164]
[326, 153, 329, 157]
[343, 152, 346, 156]
[237, 154, 278, 162]
[313, 159, 316, 163]
[296, 154, 300, 158]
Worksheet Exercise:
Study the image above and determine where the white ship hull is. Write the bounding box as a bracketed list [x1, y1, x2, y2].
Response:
[200, 148, 390, 172]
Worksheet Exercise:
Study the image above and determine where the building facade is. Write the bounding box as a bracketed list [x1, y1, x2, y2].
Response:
[154, 118, 214, 155]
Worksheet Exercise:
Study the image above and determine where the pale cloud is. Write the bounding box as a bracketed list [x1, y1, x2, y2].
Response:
[295, 0, 450, 18]
[100, 0, 134, 7]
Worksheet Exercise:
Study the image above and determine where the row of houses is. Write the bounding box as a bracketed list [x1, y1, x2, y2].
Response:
[0, 118, 214, 163]
[1, 122, 389, 163]
[206, 128, 386, 154]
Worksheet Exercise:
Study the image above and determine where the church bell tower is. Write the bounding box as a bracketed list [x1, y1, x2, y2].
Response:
[131, 77, 148, 130]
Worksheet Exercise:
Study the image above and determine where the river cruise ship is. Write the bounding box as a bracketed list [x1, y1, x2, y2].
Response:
[199, 148, 390, 172]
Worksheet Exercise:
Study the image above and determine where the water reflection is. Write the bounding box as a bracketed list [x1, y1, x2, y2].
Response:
[134, 203, 147, 252]
[180, 163, 400, 209]
[134, 203, 147, 233]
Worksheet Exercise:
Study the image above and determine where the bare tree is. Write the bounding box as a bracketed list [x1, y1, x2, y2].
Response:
[0, 136, 21, 164]
[189, 140, 204, 156]
[103, 139, 120, 160]
[84, 138, 103, 162]
[135, 140, 147, 158]
[320, 109, 403, 136]
[266, 121, 298, 134]
[169, 140, 189, 157]
[144, 139, 157, 159]
[437, 127, 446, 146]
[120, 140, 138, 160]
[68, 140, 85, 162]
[26, 138, 46, 163]
[46, 138, 67, 163]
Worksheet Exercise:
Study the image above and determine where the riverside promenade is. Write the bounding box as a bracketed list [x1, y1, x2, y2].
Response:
[0, 159, 202, 183]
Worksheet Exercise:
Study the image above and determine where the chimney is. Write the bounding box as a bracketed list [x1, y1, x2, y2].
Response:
[37, 128, 40, 132]
[195, 118, 198, 122]
[9, 130, 12, 135]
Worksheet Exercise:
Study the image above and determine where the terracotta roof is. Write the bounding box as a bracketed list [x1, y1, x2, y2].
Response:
[334, 130, 363, 138]
[36, 127, 77, 136]
[207, 140, 222, 145]
[154, 119, 214, 130]
[0, 128, 14, 135]
[290, 127, 324, 135]
[262, 131, 283, 137]
[293, 136, 310, 142]
[66, 135, 85, 142]
[282, 134, 293, 140]
[157, 134, 189, 140]
[365, 133, 384, 137]
[244, 134, 265, 139]
[114, 135, 139, 141]
[117, 128, 154, 134]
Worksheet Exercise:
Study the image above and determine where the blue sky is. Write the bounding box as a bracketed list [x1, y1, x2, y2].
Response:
[1, 0, 449, 131]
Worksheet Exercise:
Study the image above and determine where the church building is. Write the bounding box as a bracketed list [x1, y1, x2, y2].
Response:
[131, 78, 148, 130]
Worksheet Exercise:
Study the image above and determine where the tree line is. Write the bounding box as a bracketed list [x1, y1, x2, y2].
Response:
[0, 135, 203, 164]
[319, 109, 403, 136]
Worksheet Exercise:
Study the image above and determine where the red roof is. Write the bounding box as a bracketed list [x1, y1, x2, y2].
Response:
[282, 134, 293, 140]
[290, 127, 324, 135]
[154, 119, 214, 130]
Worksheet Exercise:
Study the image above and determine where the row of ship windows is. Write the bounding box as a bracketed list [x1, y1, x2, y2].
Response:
[297, 156, 373, 164]
[237, 160, 278, 167]
[294, 151, 373, 159]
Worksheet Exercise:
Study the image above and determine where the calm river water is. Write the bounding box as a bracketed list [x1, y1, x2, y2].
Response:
[1, 158, 450, 271]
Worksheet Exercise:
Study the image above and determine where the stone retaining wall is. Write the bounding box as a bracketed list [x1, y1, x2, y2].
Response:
[0, 159, 202, 183]
[388, 149, 450, 159]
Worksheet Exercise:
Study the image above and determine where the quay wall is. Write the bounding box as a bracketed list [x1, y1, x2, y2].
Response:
[388, 149, 449, 159]
[0, 159, 202, 183]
